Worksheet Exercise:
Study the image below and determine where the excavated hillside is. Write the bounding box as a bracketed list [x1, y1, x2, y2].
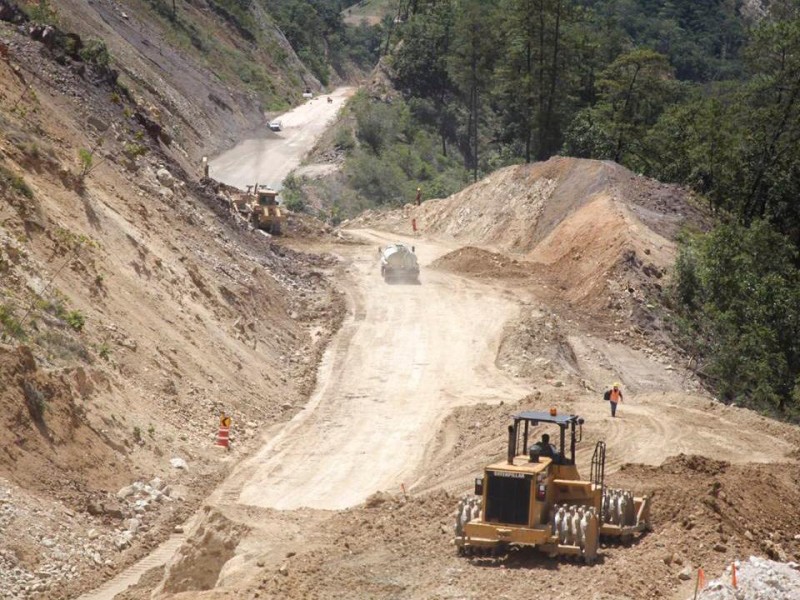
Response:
[0, 5, 347, 599]
[97, 157, 798, 600]
[2, 4, 799, 599]
[355, 156, 711, 350]
[39, 0, 326, 170]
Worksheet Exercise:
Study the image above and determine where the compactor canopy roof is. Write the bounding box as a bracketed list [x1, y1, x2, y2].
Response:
[513, 411, 580, 426]
[509, 411, 584, 466]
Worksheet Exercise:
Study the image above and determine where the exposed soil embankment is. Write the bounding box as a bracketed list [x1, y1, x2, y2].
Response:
[51, 0, 324, 169]
[0, 12, 346, 599]
[367, 157, 709, 356]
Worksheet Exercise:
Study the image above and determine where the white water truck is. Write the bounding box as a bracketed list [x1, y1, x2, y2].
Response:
[379, 243, 420, 283]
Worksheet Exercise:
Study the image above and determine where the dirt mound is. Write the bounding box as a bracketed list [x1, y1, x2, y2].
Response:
[355, 156, 706, 251]
[421, 159, 685, 311]
[430, 246, 534, 279]
[496, 308, 580, 382]
[614, 457, 800, 567]
[351, 157, 705, 346]
[659, 454, 731, 476]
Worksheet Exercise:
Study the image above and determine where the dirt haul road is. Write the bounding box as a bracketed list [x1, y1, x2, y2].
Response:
[229, 230, 531, 510]
[208, 86, 355, 191]
[173, 229, 797, 600]
[102, 228, 799, 600]
[219, 229, 793, 513]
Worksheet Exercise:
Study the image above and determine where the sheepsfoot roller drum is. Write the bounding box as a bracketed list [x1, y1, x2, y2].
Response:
[453, 410, 651, 564]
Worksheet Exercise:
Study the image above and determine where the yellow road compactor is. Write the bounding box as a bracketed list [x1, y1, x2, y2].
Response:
[454, 410, 651, 563]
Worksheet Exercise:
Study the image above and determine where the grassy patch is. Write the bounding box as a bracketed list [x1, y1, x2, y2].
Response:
[22, 380, 48, 423]
[0, 304, 26, 340]
[0, 164, 34, 199]
[64, 310, 85, 332]
[33, 330, 92, 363]
[123, 142, 148, 160]
[98, 342, 111, 360]
[79, 39, 111, 68]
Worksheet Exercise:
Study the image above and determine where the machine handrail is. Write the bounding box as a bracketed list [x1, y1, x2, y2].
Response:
[590, 441, 606, 489]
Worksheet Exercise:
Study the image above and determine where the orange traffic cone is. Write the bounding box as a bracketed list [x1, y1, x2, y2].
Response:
[215, 426, 230, 449]
[215, 414, 232, 449]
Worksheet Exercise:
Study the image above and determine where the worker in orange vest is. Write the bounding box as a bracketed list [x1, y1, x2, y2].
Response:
[414, 187, 421, 206]
[603, 382, 623, 417]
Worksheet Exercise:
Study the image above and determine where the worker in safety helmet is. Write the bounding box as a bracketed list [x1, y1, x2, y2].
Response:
[603, 382, 624, 417]
[415, 187, 421, 206]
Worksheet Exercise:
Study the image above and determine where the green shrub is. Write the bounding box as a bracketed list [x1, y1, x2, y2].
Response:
[353, 98, 403, 155]
[123, 142, 148, 159]
[0, 164, 34, 199]
[0, 304, 25, 339]
[282, 174, 306, 212]
[65, 310, 85, 332]
[672, 221, 800, 416]
[77, 148, 94, 179]
[333, 126, 356, 151]
[79, 39, 111, 68]
[346, 150, 407, 205]
[98, 342, 111, 360]
[27, 0, 58, 25]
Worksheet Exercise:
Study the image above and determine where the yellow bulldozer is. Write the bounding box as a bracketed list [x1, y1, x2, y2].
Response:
[454, 410, 651, 563]
[236, 184, 282, 235]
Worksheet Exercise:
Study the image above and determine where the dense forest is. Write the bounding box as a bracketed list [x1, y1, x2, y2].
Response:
[133, 0, 382, 108]
[329, 0, 799, 416]
[267, 0, 383, 83]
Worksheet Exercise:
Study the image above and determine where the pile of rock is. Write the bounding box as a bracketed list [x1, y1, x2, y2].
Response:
[117, 477, 178, 519]
[0, 473, 189, 599]
[695, 556, 800, 600]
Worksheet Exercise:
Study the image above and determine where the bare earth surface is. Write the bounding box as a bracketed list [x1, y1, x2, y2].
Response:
[137, 225, 800, 600]
[6, 31, 796, 595]
[129, 158, 798, 600]
[234, 229, 530, 510]
[209, 87, 355, 191]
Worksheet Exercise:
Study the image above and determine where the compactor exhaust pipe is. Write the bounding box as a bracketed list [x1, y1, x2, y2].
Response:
[507, 425, 515, 464]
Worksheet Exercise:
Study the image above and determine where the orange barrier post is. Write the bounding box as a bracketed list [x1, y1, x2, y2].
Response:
[693, 568, 705, 600]
[412, 218, 417, 233]
[732, 562, 737, 589]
